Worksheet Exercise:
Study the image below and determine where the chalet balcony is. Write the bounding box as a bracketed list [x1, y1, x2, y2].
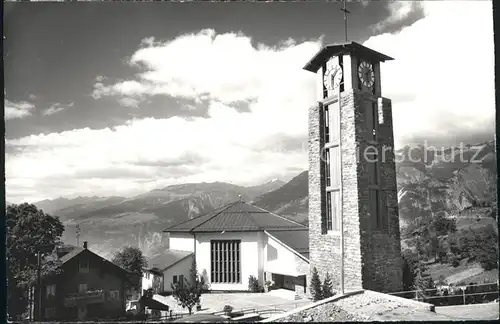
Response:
[63, 290, 105, 307]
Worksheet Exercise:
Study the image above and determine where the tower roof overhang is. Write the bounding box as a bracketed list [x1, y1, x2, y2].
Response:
[303, 41, 394, 73]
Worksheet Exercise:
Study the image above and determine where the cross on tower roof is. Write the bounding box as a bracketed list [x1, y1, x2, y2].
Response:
[341, 0, 351, 42]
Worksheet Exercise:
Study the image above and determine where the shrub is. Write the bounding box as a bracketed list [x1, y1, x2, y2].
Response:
[248, 275, 262, 292]
[309, 267, 323, 301]
[223, 305, 233, 315]
[322, 272, 334, 298]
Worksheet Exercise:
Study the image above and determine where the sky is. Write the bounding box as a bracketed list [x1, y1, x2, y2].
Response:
[4, 1, 495, 203]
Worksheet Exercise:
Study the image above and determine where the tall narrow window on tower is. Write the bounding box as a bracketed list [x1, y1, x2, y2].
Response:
[366, 102, 378, 142]
[324, 106, 330, 144]
[329, 102, 340, 144]
[330, 146, 340, 188]
[325, 149, 331, 187]
[326, 191, 332, 231]
[367, 151, 379, 186]
[366, 148, 383, 229]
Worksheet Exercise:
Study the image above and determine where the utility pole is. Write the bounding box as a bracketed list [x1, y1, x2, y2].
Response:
[340, 0, 351, 42]
[76, 224, 81, 247]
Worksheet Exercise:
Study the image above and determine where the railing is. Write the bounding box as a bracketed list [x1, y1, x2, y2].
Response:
[63, 290, 105, 307]
[387, 282, 499, 306]
[144, 313, 187, 322]
[212, 300, 305, 317]
[213, 308, 257, 316]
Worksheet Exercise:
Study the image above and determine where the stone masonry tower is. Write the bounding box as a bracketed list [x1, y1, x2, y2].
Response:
[304, 42, 403, 293]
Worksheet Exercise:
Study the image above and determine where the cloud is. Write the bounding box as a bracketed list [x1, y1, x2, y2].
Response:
[6, 2, 495, 201]
[43, 102, 74, 116]
[92, 29, 319, 105]
[5, 100, 35, 120]
[363, 1, 494, 148]
[371, 1, 425, 33]
[118, 97, 140, 108]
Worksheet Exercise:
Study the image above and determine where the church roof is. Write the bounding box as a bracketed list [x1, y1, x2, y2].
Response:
[303, 41, 394, 73]
[163, 200, 307, 233]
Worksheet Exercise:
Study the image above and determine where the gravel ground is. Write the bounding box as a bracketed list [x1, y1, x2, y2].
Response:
[269, 290, 453, 322]
[274, 302, 367, 322]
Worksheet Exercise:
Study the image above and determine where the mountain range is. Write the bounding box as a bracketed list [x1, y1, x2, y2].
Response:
[30, 179, 285, 259]
[24, 140, 496, 260]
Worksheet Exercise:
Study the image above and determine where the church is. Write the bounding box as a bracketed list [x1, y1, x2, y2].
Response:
[159, 40, 402, 298]
[162, 201, 310, 298]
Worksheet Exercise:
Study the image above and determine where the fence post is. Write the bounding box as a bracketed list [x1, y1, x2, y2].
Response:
[459, 286, 467, 305]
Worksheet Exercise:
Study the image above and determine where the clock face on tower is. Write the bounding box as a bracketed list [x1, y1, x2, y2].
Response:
[358, 60, 375, 88]
[323, 64, 343, 90]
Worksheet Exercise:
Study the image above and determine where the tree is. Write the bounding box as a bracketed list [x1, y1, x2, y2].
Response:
[309, 267, 323, 301]
[112, 246, 148, 290]
[413, 256, 435, 301]
[112, 246, 148, 274]
[322, 272, 334, 299]
[171, 259, 205, 315]
[6, 203, 65, 319]
[402, 251, 417, 291]
[427, 235, 439, 261]
[472, 225, 498, 271]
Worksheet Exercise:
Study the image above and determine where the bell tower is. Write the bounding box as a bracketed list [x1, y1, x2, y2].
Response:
[304, 42, 403, 293]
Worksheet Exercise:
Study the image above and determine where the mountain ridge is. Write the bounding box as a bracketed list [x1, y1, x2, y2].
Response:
[27, 140, 496, 260]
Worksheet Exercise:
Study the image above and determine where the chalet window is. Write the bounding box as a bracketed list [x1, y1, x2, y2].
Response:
[79, 259, 89, 273]
[211, 240, 241, 284]
[46, 284, 56, 298]
[108, 290, 119, 301]
[45, 307, 56, 319]
[78, 283, 87, 293]
[173, 275, 177, 284]
[145, 272, 150, 280]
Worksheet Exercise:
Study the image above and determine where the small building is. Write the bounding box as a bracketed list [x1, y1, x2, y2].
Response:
[145, 250, 194, 294]
[36, 242, 132, 321]
[141, 267, 163, 294]
[162, 201, 310, 298]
